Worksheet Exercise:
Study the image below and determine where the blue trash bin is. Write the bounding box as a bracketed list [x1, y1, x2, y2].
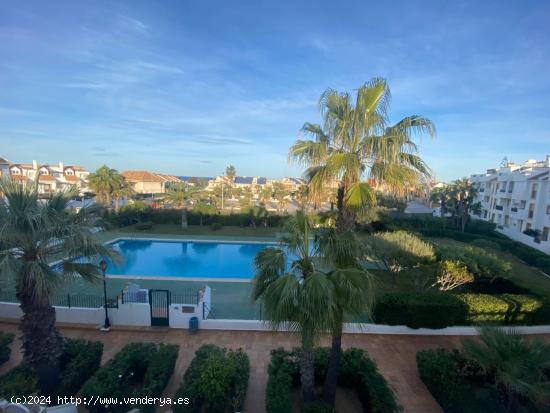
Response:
[189, 316, 199, 333]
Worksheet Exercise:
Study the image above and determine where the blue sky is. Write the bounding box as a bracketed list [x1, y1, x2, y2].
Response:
[1, 0, 549, 181]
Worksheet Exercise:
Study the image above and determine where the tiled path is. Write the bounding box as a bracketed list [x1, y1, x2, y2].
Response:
[2, 321, 548, 413]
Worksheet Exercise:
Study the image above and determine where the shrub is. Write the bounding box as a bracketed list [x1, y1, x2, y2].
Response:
[81, 342, 179, 413]
[464, 277, 531, 294]
[471, 238, 501, 251]
[373, 292, 467, 329]
[300, 401, 336, 413]
[211, 222, 223, 231]
[265, 347, 398, 413]
[433, 260, 474, 291]
[173, 344, 250, 413]
[0, 364, 39, 397]
[134, 221, 153, 230]
[0, 331, 14, 365]
[0, 338, 103, 398]
[54, 339, 103, 397]
[368, 231, 435, 276]
[416, 349, 471, 413]
[438, 245, 511, 280]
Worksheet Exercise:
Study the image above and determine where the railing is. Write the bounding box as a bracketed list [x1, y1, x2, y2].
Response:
[0, 292, 118, 309]
[121, 290, 147, 304]
[172, 289, 200, 305]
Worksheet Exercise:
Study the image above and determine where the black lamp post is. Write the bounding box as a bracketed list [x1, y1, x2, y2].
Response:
[99, 259, 111, 331]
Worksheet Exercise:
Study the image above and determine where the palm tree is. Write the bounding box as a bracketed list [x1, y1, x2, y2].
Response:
[0, 178, 116, 394]
[289, 77, 436, 233]
[166, 183, 200, 228]
[463, 327, 550, 412]
[111, 178, 135, 212]
[252, 213, 372, 404]
[252, 212, 332, 402]
[225, 165, 236, 183]
[87, 165, 125, 207]
[316, 229, 373, 404]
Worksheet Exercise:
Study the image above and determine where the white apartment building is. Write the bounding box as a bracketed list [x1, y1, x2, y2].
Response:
[0, 157, 90, 195]
[470, 155, 550, 254]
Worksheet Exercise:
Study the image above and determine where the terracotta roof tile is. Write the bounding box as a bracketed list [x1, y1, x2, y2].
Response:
[64, 175, 80, 182]
[38, 175, 55, 182]
[122, 170, 164, 182]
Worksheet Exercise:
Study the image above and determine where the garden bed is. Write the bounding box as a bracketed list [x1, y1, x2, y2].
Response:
[173, 344, 250, 413]
[0, 338, 103, 398]
[266, 347, 398, 413]
[81, 342, 178, 413]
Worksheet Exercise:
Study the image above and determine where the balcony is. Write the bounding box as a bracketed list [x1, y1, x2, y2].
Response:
[495, 205, 503, 211]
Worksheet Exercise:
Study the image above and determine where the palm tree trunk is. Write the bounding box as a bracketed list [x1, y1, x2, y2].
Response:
[322, 314, 343, 405]
[301, 330, 315, 403]
[335, 185, 355, 233]
[16, 281, 64, 395]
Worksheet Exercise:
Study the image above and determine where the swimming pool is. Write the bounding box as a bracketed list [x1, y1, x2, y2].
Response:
[104, 239, 275, 280]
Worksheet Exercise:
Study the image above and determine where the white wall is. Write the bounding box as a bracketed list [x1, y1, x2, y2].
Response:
[169, 304, 198, 328]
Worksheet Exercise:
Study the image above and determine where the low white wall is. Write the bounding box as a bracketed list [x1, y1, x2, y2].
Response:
[0, 302, 22, 319]
[54, 306, 103, 325]
[169, 304, 198, 329]
[109, 301, 150, 327]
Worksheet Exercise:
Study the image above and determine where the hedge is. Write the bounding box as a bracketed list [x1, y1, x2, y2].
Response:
[81, 342, 178, 413]
[173, 344, 250, 413]
[0, 332, 14, 365]
[373, 292, 550, 328]
[0, 338, 103, 398]
[265, 347, 398, 413]
[417, 348, 545, 413]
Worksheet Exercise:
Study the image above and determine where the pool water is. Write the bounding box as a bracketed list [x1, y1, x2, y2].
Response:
[105, 239, 274, 279]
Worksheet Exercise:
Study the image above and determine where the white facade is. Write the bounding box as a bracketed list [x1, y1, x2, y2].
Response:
[0, 157, 90, 195]
[470, 156, 550, 254]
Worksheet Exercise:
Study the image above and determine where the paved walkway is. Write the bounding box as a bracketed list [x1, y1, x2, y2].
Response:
[3, 322, 547, 413]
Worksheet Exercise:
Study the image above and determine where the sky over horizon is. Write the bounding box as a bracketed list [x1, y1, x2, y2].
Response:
[1, 0, 549, 181]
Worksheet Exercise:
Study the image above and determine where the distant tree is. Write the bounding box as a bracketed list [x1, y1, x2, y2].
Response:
[260, 186, 272, 205]
[225, 165, 236, 182]
[166, 183, 199, 228]
[87, 165, 125, 206]
[367, 231, 435, 282]
[272, 182, 288, 212]
[239, 187, 254, 209]
[432, 178, 481, 232]
[111, 179, 135, 212]
[246, 205, 269, 227]
[193, 201, 216, 226]
[463, 327, 550, 412]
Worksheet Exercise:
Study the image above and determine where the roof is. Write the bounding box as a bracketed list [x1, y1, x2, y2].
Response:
[66, 166, 87, 171]
[256, 177, 267, 185]
[10, 175, 27, 182]
[0, 157, 9, 164]
[122, 170, 164, 182]
[64, 175, 80, 182]
[234, 176, 254, 184]
[286, 177, 305, 185]
[38, 175, 55, 182]
[156, 174, 183, 183]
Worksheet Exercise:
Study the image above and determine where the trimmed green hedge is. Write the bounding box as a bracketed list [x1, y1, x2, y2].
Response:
[173, 344, 250, 413]
[0, 338, 103, 398]
[417, 347, 546, 413]
[81, 342, 178, 413]
[374, 292, 550, 328]
[265, 347, 398, 413]
[0, 332, 14, 365]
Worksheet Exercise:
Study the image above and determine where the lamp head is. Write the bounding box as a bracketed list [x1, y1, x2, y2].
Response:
[99, 259, 107, 273]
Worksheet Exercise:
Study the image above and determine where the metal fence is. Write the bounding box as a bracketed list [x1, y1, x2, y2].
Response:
[0, 291, 118, 309]
[172, 290, 200, 305]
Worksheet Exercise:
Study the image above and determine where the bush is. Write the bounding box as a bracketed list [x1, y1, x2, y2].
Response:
[81, 342, 179, 413]
[0, 332, 14, 365]
[433, 260, 475, 291]
[374, 292, 549, 328]
[135, 221, 153, 230]
[54, 339, 103, 397]
[300, 401, 336, 413]
[416, 349, 471, 413]
[211, 222, 223, 231]
[438, 246, 511, 280]
[0, 338, 103, 398]
[0, 364, 39, 397]
[373, 292, 467, 328]
[265, 347, 398, 413]
[471, 238, 501, 251]
[173, 344, 250, 413]
[464, 277, 531, 294]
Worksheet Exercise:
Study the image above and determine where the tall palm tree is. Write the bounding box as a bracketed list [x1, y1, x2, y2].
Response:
[111, 178, 135, 212]
[87, 165, 125, 207]
[252, 213, 372, 404]
[0, 178, 116, 394]
[463, 327, 550, 412]
[289, 77, 436, 233]
[166, 183, 199, 228]
[317, 229, 373, 404]
[252, 212, 332, 402]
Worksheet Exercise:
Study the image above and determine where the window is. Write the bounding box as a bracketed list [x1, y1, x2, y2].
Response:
[508, 182, 514, 193]
[543, 227, 549, 242]
[528, 204, 535, 219]
[39, 170, 48, 175]
[520, 200, 526, 209]
[546, 205, 550, 214]
[531, 183, 538, 199]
